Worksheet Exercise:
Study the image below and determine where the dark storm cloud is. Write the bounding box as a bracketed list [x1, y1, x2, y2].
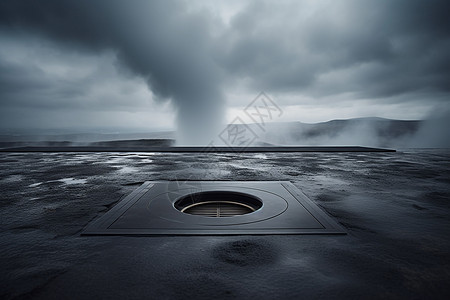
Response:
[217, 0, 450, 99]
[0, 0, 449, 139]
[0, 57, 85, 108]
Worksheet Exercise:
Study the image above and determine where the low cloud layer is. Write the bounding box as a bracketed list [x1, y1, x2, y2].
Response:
[0, 0, 449, 144]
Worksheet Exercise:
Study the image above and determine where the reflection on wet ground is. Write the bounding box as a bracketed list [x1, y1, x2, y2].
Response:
[0, 149, 449, 299]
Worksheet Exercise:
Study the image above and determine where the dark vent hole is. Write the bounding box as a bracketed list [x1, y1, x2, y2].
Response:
[175, 191, 263, 217]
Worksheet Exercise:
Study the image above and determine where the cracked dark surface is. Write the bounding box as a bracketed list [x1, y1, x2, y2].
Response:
[0, 149, 449, 299]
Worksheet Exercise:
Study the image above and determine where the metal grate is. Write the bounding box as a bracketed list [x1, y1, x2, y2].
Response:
[82, 181, 347, 236]
[181, 201, 255, 217]
[175, 191, 263, 218]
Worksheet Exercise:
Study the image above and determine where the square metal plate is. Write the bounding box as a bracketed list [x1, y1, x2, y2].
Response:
[82, 181, 346, 235]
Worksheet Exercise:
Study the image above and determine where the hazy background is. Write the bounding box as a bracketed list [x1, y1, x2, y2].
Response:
[0, 0, 449, 146]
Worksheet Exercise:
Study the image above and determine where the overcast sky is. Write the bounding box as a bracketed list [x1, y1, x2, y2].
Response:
[0, 0, 449, 136]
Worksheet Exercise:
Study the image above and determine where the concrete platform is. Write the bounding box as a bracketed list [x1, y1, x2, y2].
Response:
[0, 149, 449, 299]
[82, 181, 346, 236]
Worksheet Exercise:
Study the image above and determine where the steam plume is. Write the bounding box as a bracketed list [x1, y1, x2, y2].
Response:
[0, 0, 224, 144]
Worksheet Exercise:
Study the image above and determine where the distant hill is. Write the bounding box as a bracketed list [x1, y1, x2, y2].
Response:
[241, 118, 423, 147]
[0, 131, 175, 142]
[90, 139, 174, 147]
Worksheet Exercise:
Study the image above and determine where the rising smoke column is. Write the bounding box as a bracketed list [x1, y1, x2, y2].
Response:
[0, 0, 224, 145]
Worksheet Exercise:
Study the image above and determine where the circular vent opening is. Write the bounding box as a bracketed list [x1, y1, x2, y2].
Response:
[175, 191, 262, 217]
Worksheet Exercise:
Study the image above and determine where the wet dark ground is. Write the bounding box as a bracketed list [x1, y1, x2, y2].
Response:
[0, 149, 449, 299]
